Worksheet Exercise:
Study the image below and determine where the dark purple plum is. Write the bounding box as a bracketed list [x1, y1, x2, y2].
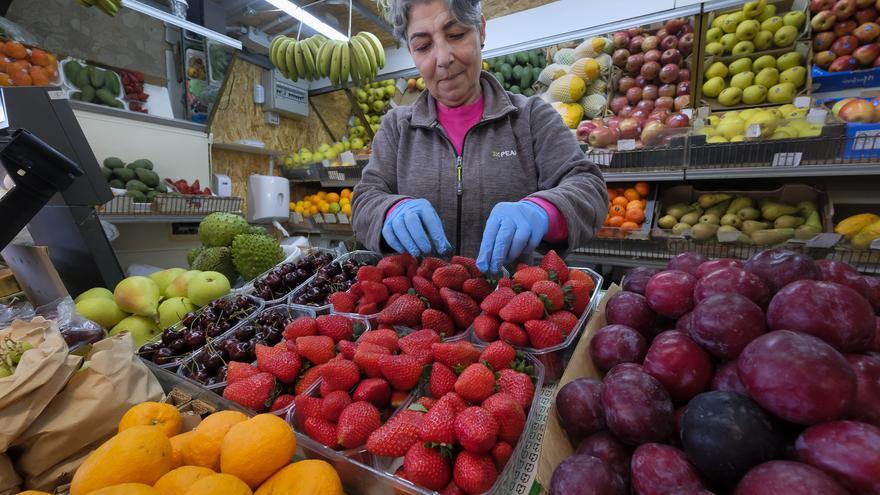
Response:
[734, 460, 850, 495]
[796, 421, 880, 495]
[605, 292, 655, 337]
[689, 293, 766, 359]
[643, 330, 712, 402]
[695, 258, 743, 279]
[694, 267, 770, 307]
[556, 378, 605, 440]
[589, 324, 647, 372]
[743, 249, 821, 294]
[711, 361, 748, 395]
[667, 252, 708, 276]
[645, 270, 697, 318]
[601, 370, 674, 445]
[622, 267, 659, 295]
[575, 431, 631, 482]
[550, 455, 625, 495]
[631, 443, 704, 495]
[845, 354, 880, 426]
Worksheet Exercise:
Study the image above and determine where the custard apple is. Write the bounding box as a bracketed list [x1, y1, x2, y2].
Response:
[198, 212, 249, 247]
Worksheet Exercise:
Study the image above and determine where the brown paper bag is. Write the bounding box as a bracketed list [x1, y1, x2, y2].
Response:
[0, 318, 81, 452]
[13, 333, 163, 491]
[0, 453, 21, 495]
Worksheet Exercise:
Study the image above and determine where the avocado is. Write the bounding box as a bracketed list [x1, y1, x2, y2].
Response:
[512, 65, 524, 80]
[109, 179, 124, 189]
[154, 181, 168, 193]
[126, 190, 147, 203]
[95, 88, 116, 106]
[89, 66, 105, 89]
[523, 88, 535, 97]
[105, 72, 120, 95]
[107, 98, 124, 109]
[132, 159, 154, 170]
[493, 72, 504, 84]
[520, 70, 533, 89]
[63, 61, 82, 81]
[135, 168, 159, 187]
[145, 190, 160, 203]
[112, 167, 135, 181]
[515, 51, 529, 65]
[100, 167, 113, 180]
[75, 71, 91, 90]
[103, 157, 125, 169]
[499, 63, 512, 80]
[125, 179, 149, 193]
[509, 85, 521, 94]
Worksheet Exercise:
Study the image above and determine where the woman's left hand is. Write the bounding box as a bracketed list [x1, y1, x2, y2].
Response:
[476, 201, 549, 273]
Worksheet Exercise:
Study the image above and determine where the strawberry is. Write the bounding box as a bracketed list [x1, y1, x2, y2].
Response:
[498, 369, 534, 409]
[416, 396, 436, 411]
[407, 263, 418, 280]
[462, 277, 493, 303]
[392, 408, 427, 428]
[376, 294, 425, 327]
[513, 266, 548, 291]
[377, 258, 405, 277]
[316, 314, 355, 342]
[525, 319, 564, 349]
[262, 351, 302, 384]
[564, 279, 594, 316]
[499, 291, 545, 323]
[429, 362, 457, 399]
[367, 419, 421, 457]
[498, 322, 529, 347]
[451, 255, 482, 277]
[453, 451, 497, 495]
[479, 341, 516, 371]
[532, 280, 566, 312]
[516, 263, 530, 272]
[386, 292, 403, 307]
[226, 361, 260, 384]
[295, 335, 336, 364]
[420, 256, 449, 273]
[399, 329, 441, 357]
[283, 316, 318, 340]
[386, 253, 417, 271]
[472, 314, 500, 342]
[319, 378, 335, 398]
[480, 287, 517, 316]
[223, 372, 275, 411]
[404, 444, 451, 491]
[491, 441, 514, 471]
[432, 264, 470, 290]
[255, 343, 285, 369]
[482, 392, 526, 444]
[295, 365, 324, 394]
[321, 390, 352, 421]
[548, 310, 579, 334]
[329, 291, 357, 313]
[356, 265, 384, 283]
[421, 309, 455, 337]
[349, 281, 363, 298]
[382, 275, 412, 294]
[540, 249, 570, 283]
[419, 397, 457, 444]
[454, 363, 497, 404]
[431, 341, 481, 369]
[358, 341, 393, 355]
[354, 349, 386, 378]
[497, 277, 515, 290]
[441, 482, 467, 495]
[380, 354, 424, 391]
[293, 394, 323, 428]
[357, 302, 380, 315]
[338, 339, 357, 359]
[412, 276, 444, 309]
[357, 328, 399, 352]
[454, 406, 499, 453]
[337, 401, 381, 449]
[441, 392, 468, 414]
[270, 393, 295, 412]
[360, 280, 390, 305]
[352, 377, 391, 407]
[320, 358, 361, 391]
[304, 416, 338, 448]
[440, 288, 481, 330]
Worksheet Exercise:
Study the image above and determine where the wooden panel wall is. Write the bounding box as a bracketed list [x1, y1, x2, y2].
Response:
[483, 0, 557, 19]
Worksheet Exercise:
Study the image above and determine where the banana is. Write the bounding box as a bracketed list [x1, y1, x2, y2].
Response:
[351, 35, 375, 79]
[285, 39, 299, 80]
[358, 31, 386, 69]
[97, 0, 119, 15]
[275, 38, 291, 76]
[330, 42, 343, 86]
[294, 41, 307, 79]
[302, 38, 319, 80]
[316, 41, 333, 78]
[348, 38, 369, 85]
[359, 35, 379, 78]
[269, 36, 285, 68]
[77, 0, 95, 7]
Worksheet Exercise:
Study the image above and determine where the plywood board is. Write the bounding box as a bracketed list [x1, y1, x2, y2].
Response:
[483, 0, 558, 19]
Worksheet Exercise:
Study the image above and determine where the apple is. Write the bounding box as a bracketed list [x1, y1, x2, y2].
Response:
[813, 0, 836, 11]
[630, 108, 651, 121]
[812, 10, 839, 31]
[874, 56, 880, 67]
[648, 109, 671, 122]
[829, 54, 859, 70]
[754, 30, 775, 49]
[610, 95, 629, 114]
[661, 35, 679, 51]
[678, 68, 691, 83]
[589, 126, 620, 147]
[635, 99, 656, 112]
[188, 271, 231, 307]
[642, 35, 660, 51]
[627, 86, 644, 104]
[655, 96, 675, 110]
[674, 95, 691, 111]
[733, 40, 757, 55]
[855, 21, 880, 41]
[774, 25, 799, 46]
[626, 53, 645, 73]
[618, 118, 643, 139]
[666, 18, 687, 35]
[641, 61, 661, 80]
[627, 27, 643, 38]
[658, 83, 677, 98]
[659, 64, 680, 84]
[835, 19, 859, 35]
[606, 116, 621, 128]
[618, 76, 637, 93]
[718, 87, 744, 106]
[619, 105, 634, 118]
[681, 23, 694, 34]
[839, 98, 877, 121]
[613, 48, 631, 67]
[677, 80, 690, 96]
[635, 75, 649, 87]
[661, 48, 683, 66]
[644, 49, 662, 63]
[666, 112, 690, 128]
[856, 6, 879, 23]
[679, 33, 695, 56]
[780, 66, 807, 87]
[784, 11, 807, 28]
[743, 0, 768, 18]
[576, 121, 600, 142]
[814, 31, 839, 50]
[707, 27, 724, 43]
[814, 50, 838, 68]
[767, 82, 796, 103]
[777, 51, 803, 71]
[642, 84, 659, 100]
[833, 0, 857, 19]
[721, 33, 738, 52]
[737, 19, 761, 40]
[641, 120, 669, 146]
[629, 35, 646, 53]
[854, 42, 880, 64]
[613, 31, 630, 48]
[702, 77, 725, 98]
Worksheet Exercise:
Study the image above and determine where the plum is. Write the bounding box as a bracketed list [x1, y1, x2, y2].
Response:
[693, 267, 770, 307]
[845, 354, 880, 426]
[549, 454, 626, 495]
[817, 259, 870, 299]
[605, 292, 655, 337]
[600, 369, 674, 445]
[605, 362, 643, 378]
[864, 276, 880, 314]
[667, 252, 707, 276]
[695, 258, 743, 279]
[766, 280, 875, 352]
[737, 330, 856, 424]
[645, 270, 697, 318]
[675, 312, 694, 333]
[874, 317, 880, 352]
[642, 330, 713, 402]
[589, 324, 647, 372]
[631, 443, 705, 495]
[681, 391, 780, 487]
[743, 249, 822, 294]
[689, 293, 766, 359]
[796, 420, 880, 495]
[710, 361, 748, 395]
[734, 461, 850, 495]
[576, 431, 631, 482]
[622, 267, 659, 295]
[556, 378, 605, 440]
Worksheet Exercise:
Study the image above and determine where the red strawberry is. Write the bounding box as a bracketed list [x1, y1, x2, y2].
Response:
[480, 287, 517, 317]
[454, 406, 499, 453]
[255, 343, 285, 368]
[524, 319, 564, 349]
[358, 341, 393, 355]
[498, 322, 529, 347]
[412, 276, 444, 309]
[319, 379, 335, 398]
[419, 397, 457, 444]
[453, 451, 497, 495]
[367, 420, 421, 457]
[532, 280, 565, 312]
[454, 363, 497, 404]
[377, 258, 405, 277]
[377, 294, 425, 327]
[462, 278, 493, 303]
[491, 441, 514, 471]
[392, 408, 426, 428]
[270, 393, 295, 412]
[262, 351, 302, 384]
[513, 266, 548, 291]
[451, 255, 482, 277]
[399, 329, 441, 357]
[548, 310, 579, 334]
[420, 256, 449, 273]
[380, 354, 424, 391]
[295, 365, 324, 394]
[320, 358, 361, 392]
[387, 293, 403, 307]
[499, 291, 545, 323]
[442, 392, 468, 414]
[540, 249, 570, 283]
[360, 280, 390, 305]
[416, 397, 436, 411]
[293, 394, 323, 428]
[337, 401, 381, 449]
[386, 253, 417, 271]
[295, 335, 336, 364]
[498, 369, 534, 409]
[352, 377, 391, 407]
[338, 339, 357, 359]
[429, 362, 457, 398]
[349, 281, 363, 297]
[441, 482, 467, 495]
[329, 291, 357, 313]
[316, 314, 355, 342]
[431, 341, 481, 369]
[479, 341, 516, 371]
[382, 275, 412, 294]
[304, 416, 338, 448]
[563, 279, 594, 316]
[421, 309, 455, 337]
[404, 444, 452, 491]
[227, 361, 260, 384]
[357, 328, 399, 352]
[482, 392, 526, 444]
[320, 390, 352, 421]
[356, 265, 384, 283]
[354, 350, 386, 378]
[357, 302, 379, 315]
[472, 314, 500, 342]
[432, 264, 470, 290]
[222, 372, 275, 411]
[440, 288, 481, 330]
[497, 277, 515, 290]
[283, 316, 318, 339]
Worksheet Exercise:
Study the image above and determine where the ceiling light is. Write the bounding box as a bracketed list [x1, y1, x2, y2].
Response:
[121, 0, 243, 49]
[264, 0, 349, 41]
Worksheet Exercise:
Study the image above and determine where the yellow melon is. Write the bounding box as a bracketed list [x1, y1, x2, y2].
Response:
[153, 466, 215, 495]
[551, 102, 585, 129]
[571, 58, 600, 84]
[220, 414, 296, 488]
[255, 460, 342, 495]
[548, 74, 586, 103]
[180, 410, 247, 471]
[184, 474, 251, 495]
[84, 483, 160, 495]
[119, 402, 183, 438]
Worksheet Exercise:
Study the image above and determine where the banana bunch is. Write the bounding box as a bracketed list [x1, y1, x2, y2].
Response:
[269, 31, 385, 87]
[345, 31, 386, 86]
[269, 34, 328, 82]
[76, 0, 123, 16]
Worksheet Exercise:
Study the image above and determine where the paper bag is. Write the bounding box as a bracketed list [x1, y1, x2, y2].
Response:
[0, 318, 81, 452]
[13, 333, 163, 491]
[0, 453, 20, 495]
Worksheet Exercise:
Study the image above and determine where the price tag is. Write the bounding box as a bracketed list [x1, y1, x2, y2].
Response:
[47, 90, 68, 100]
[698, 106, 711, 119]
[693, 118, 705, 129]
[312, 214, 324, 224]
[771, 152, 802, 167]
[586, 148, 613, 166]
[340, 151, 356, 165]
[337, 213, 350, 224]
[853, 129, 880, 150]
[806, 233, 842, 248]
[807, 108, 827, 124]
[617, 139, 636, 151]
[290, 212, 303, 224]
[395, 78, 407, 94]
[746, 124, 762, 138]
[794, 96, 811, 108]
[323, 213, 337, 223]
[682, 108, 694, 119]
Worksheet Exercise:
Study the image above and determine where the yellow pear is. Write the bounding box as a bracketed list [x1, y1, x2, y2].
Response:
[76, 298, 128, 329]
[114, 276, 161, 317]
[149, 268, 187, 295]
[165, 270, 201, 299]
[75, 287, 115, 304]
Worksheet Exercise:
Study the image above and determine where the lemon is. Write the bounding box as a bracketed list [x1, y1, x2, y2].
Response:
[329, 203, 341, 214]
[342, 204, 352, 216]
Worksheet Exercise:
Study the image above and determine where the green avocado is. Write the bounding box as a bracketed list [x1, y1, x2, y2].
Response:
[96, 88, 116, 106]
[154, 180, 168, 193]
[132, 159, 154, 170]
[100, 167, 113, 179]
[112, 167, 135, 181]
[105, 72, 120, 95]
[109, 179, 124, 189]
[126, 190, 147, 203]
[75, 71, 91, 90]
[125, 179, 149, 193]
[63, 61, 82, 81]
[89, 66, 105, 89]
[135, 168, 159, 188]
[103, 157, 125, 169]
[80, 85, 95, 102]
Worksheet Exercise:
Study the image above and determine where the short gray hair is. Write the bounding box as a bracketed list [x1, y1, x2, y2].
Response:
[382, 0, 482, 44]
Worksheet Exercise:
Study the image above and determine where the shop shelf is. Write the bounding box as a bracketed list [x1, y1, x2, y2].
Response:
[97, 194, 243, 219]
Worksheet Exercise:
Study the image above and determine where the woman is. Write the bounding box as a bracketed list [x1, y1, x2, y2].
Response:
[352, 0, 608, 273]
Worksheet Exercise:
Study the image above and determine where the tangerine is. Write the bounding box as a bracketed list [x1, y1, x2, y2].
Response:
[635, 182, 650, 197]
[0, 73, 12, 87]
[608, 216, 625, 227]
[28, 66, 49, 85]
[623, 188, 640, 201]
[625, 208, 645, 223]
[620, 221, 640, 231]
[612, 196, 629, 207]
[609, 205, 626, 217]
[10, 71, 32, 86]
[626, 200, 643, 211]
[30, 48, 51, 67]
[3, 41, 27, 60]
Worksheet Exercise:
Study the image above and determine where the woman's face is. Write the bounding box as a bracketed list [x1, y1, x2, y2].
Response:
[407, 0, 486, 107]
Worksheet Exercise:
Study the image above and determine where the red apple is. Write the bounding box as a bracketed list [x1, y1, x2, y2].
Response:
[610, 95, 629, 114]
[813, 0, 836, 11]
[680, 23, 693, 34]
[659, 64, 680, 84]
[674, 95, 691, 111]
[613, 31, 630, 48]
[648, 110, 671, 123]
[635, 99, 655, 112]
[677, 80, 690, 96]
[656, 29, 669, 40]
[833, 0, 858, 19]
[642, 84, 659, 100]
[854, 22, 880, 42]
[871, 97, 880, 121]
[839, 98, 877, 122]
[626, 27, 642, 38]
[832, 35, 860, 55]
[661, 35, 679, 51]
[661, 49, 683, 66]
[629, 35, 645, 53]
[814, 31, 839, 51]
[641, 61, 661, 80]
[618, 105, 634, 118]
[813, 10, 839, 31]
[678, 68, 691, 83]
[642, 35, 660, 52]
[666, 112, 690, 128]
[635, 75, 649, 87]
[655, 96, 675, 110]
[679, 33, 695, 56]
[854, 43, 880, 64]
[856, 6, 879, 23]
[613, 48, 631, 67]
[658, 83, 676, 98]
[589, 126, 620, 147]
[830, 54, 859, 70]
[874, 55, 880, 66]
[576, 121, 600, 142]
[605, 116, 621, 129]
[618, 76, 637, 93]
[835, 19, 859, 36]
[665, 18, 686, 35]
[630, 108, 651, 122]
[815, 50, 838, 69]
[626, 53, 645, 73]
[641, 120, 669, 147]
[626, 86, 644, 104]
[618, 117, 643, 139]
[644, 49, 662, 63]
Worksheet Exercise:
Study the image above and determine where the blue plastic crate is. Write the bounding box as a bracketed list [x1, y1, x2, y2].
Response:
[843, 122, 880, 159]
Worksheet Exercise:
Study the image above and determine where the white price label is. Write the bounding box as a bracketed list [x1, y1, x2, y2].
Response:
[337, 213, 350, 224]
[617, 139, 636, 151]
[771, 152, 802, 167]
[682, 108, 694, 119]
[717, 230, 741, 243]
[323, 213, 337, 223]
[807, 233, 842, 248]
[746, 124, 762, 138]
[794, 96, 811, 108]
[340, 151, 356, 165]
[291, 212, 303, 224]
[871, 237, 880, 250]
[807, 108, 828, 124]
[697, 106, 711, 119]
[693, 118, 705, 129]
[395, 78, 407, 94]
[853, 129, 880, 150]
[47, 90, 68, 100]
[586, 148, 613, 166]
[312, 214, 324, 224]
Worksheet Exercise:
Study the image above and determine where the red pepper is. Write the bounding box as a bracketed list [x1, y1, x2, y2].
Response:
[203, 187, 212, 196]
[192, 179, 201, 194]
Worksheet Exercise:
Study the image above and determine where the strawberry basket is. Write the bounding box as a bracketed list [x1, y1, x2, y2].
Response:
[288, 250, 384, 315]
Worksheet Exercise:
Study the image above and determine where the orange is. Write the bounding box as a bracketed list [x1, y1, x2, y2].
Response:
[184, 473, 251, 495]
[626, 200, 643, 211]
[603, 215, 612, 226]
[620, 221, 640, 231]
[635, 182, 650, 197]
[15, 492, 53, 495]
[255, 460, 342, 495]
[28, 66, 49, 86]
[8, 59, 30, 74]
[119, 402, 183, 438]
[0, 57, 8, 72]
[181, 410, 247, 471]
[611, 196, 629, 207]
[325, 192, 340, 203]
[0, 73, 11, 87]
[220, 414, 296, 488]
[598, 227, 614, 237]
[153, 466, 215, 495]
[10, 71, 31, 86]
[29, 48, 51, 67]
[609, 205, 626, 217]
[3, 41, 27, 60]
[87, 484, 160, 495]
[608, 216, 625, 227]
[623, 188, 640, 201]
[625, 208, 645, 223]
[169, 431, 194, 468]
[340, 188, 352, 199]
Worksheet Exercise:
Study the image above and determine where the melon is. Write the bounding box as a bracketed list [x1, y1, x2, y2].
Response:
[549, 74, 587, 103]
[571, 58, 600, 84]
[580, 94, 607, 119]
[595, 54, 613, 74]
[585, 79, 608, 96]
[538, 64, 571, 85]
[553, 48, 577, 65]
[551, 102, 585, 129]
[574, 37, 608, 59]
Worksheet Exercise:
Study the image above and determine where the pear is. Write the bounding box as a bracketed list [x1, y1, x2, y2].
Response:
[703, 77, 726, 99]
[700, 214, 721, 225]
[707, 199, 733, 218]
[76, 298, 128, 329]
[721, 214, 743, 228]
[726, 196, 755, 215]
[692, 223, 720, 241]
[681, 211, 702, 225]
[794, 211, 823, 239]
[751, 228, 795, 246]
[74, 287, 115, 304]
[658, 215, 678, 229]
[149, 268, 186, 295]
[738, 207, 762, 221]
[114, 276, 160, 317]
[110, 315, 161, 348]
[798, 201, 818, 215]
[698, 193, 734, 208]
[754, 30, 774, 50]
[774, 215, 806, 228]
[165, 270, 202, 299]
[187, 271, 231, 307]
[666, 203, 693, 219]
[672, 223, 692, 235]
[742, 220, 771, 235]
[729, 58, 753, 75]
[158, 297, 198, 329]
[761, 201, 799, 221]
[767, 82, 796, 104]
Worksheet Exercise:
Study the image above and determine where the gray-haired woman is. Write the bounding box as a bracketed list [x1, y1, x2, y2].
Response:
[352, 0, 608, 273]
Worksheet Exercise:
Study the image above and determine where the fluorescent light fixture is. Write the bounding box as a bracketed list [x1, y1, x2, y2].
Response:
[121, 0, 243, 49]
[264, 0, 349, 41]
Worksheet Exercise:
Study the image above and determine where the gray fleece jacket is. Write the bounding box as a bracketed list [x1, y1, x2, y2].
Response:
[351, 71, 608, 259]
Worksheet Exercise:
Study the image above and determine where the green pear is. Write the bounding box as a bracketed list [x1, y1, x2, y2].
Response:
[780, 66, 806, 87]
[757, 3, 777, 22]
[743, 85, 769, 105]
[776, 52, 802, 72]
[74, 287, 115, 304]
[187, 271, 231, 307]
[746, 110, 779, 137]
[712, 14, 728, 29]
[783, 11, 805, 29]
[742, 0, 766, 19]
[729, 58, 753, 75]
[720, 33, 738, 52]
[717, 118, 747, 139]
[732, 41, 756, 55]
[707, 27, 724, 43]
[731, 71, 756, 90]
[767, 82, 796, 104]
[165, 270, 201, 299]
[114, 276, 160, 317]
[754, 30, 774, 50]
[110, 315, 160, 348]
[702, 77, 726, 98]
[736, 20, 760, 40]
[76, 297, 128, 329]
[158, 297, 197, 329]
[705, 42, 725, 56]
[761, 16, 784, 33]
[753, 55, 777, 72]
[705, 61, 730, 80]
[718, 87, 744, 106]
[149, 268, 186, 295]
[774, 25, 798, 47]
[755, 67, 779, 88]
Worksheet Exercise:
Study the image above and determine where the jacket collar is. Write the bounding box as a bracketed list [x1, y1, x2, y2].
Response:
[409, 70, 518, 128]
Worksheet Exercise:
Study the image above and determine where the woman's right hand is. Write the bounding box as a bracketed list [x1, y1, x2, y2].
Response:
[382, 198, 452, 257]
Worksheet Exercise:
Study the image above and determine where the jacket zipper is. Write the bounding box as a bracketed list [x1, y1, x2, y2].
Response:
[455, 155, 463, 256]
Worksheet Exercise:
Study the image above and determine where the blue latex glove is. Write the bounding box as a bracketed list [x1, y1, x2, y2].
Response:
[383, 198, 452, 257]
[477, 201, 549, 273]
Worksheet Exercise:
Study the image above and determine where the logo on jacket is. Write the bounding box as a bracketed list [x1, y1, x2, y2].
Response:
[492, 150, 517, 158]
